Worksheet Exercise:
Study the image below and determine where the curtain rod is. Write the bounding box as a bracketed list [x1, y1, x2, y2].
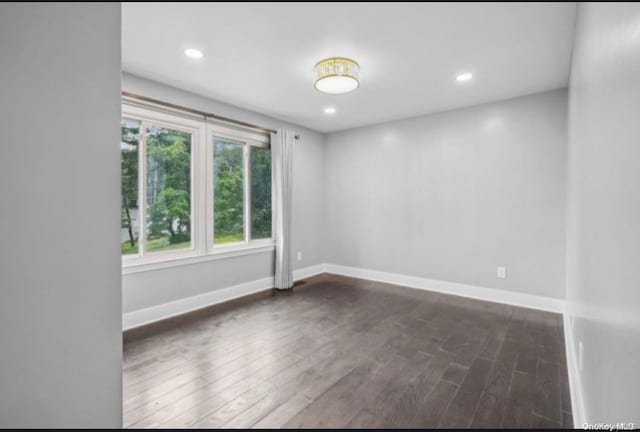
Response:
[121, 91, 300, 139]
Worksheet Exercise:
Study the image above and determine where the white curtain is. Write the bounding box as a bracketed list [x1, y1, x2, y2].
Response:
[271, 129, 295, 289]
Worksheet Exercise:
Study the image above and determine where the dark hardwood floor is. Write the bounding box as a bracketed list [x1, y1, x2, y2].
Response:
[123, 274, 572, 428]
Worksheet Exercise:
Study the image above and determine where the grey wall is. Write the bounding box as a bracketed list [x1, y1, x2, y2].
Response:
[122, 73, 325, 314]
[566, 3, 640, 424]
[0, 3, 122, 428]
[325, 89, 567, 299]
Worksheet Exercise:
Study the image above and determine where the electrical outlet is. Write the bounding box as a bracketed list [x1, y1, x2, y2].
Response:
[578, 341, 584, 372]
[297, 251, 302, 261]
[497, 266, 507, 279]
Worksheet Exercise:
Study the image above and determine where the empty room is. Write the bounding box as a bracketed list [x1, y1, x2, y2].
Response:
[1, 2, 639, 429]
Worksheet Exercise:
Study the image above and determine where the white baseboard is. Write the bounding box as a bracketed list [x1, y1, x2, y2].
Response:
[123, 263, 326, 331]
[124, 261, 565, 330]
[563, 310, 586, 428]
[293, 263, 327, 281]
[123, 261, 581, 425]
[122, 276, 273, 331]
[324, 263, 565, 314]
[324, 263, 583, 424]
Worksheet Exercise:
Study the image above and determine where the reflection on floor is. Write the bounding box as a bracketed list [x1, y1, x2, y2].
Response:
[123, 273, 572, 428]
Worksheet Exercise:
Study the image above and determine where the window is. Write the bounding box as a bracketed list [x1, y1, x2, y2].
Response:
[145, 125, 193, 253]
[121, 119, 141, 255]
[213, 138, 244, 244]
[121, 103, 273, 267]
[211, 138, 272, 245]
[250, 146, 272, 239]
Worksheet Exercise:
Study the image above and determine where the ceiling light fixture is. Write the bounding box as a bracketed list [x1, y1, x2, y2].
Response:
[324, 107, 337, 114]
[456, 72, 473, 82]
[184, 48, 204, 59]
[314, 57, 360, 94]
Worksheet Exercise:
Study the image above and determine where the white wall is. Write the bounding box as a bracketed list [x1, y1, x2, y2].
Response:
[324, 89, 567, 300]
[122, 73, 325, 315]
[566, 3, 640, 424]
[0, 3, 122, 428]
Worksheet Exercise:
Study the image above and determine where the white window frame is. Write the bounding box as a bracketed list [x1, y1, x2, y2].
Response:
[207, 125, 274, 255]
[121, 103, 274, 273]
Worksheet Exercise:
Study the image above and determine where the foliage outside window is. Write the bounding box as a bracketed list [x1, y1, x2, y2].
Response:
[145, 125, 192, 252]
[121, 104, 273, 265]
[250, 146, 272, 239]
[213, 139, 244, 244]
[121, 119, 140, 255]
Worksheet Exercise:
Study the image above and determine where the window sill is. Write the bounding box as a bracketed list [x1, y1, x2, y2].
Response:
[122, 242, 275, 275]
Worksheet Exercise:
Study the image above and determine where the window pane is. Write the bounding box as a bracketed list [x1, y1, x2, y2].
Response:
[121, 119, 140, 255]
[250, 147, 272, 239]
[145, 125, 192, 253]
[213, 139, 244, 244]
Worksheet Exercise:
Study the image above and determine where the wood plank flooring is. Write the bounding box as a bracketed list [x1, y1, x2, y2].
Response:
[123, 274, 572, 428]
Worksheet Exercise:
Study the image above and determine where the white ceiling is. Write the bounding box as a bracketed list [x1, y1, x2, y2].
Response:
[122, 2, 577, 133]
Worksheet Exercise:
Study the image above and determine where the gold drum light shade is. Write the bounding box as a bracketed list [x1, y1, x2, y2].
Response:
[314, 57, 360, 94]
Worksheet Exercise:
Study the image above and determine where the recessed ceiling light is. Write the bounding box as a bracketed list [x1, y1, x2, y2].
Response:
[456, 72, 473, 82]
[314, 57, 360, 94]
[184, 48, 204, 59]
[324, 107, 336, 114]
